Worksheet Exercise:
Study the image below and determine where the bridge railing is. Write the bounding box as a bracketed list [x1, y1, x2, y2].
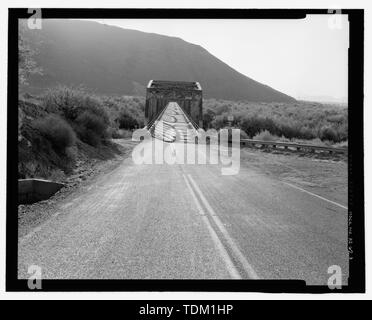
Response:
[146, 105, 169, 130]
[177, 104, 200, 130]
[240, 139, 347, 154]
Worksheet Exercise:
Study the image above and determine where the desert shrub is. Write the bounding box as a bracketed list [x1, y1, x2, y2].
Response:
[319, 125, 339, 142]
[75, 111, 108, 146]
[240, 130, 249, 139]
[204, 98, 347, 144]
[278, 123, 299, 139]
[240, 117, 257, 137]
[33, 114, 76, 153]
[253, 130, 278, 141]
[117, 112, 138, 130]
[299, 126, 316, 140]
[77, 111, 107, 135]
[241, 117, 278, 137]
[333, 140, 348, 148]
[75, 127, 100, 146]
[43, 86, 109, 125]
[43, 86, 88, 120]
[43, 86, 110, 146]
[103, 96, 145, 123]
[214, 103, 230, 115]
[327, 114, 345, 123]
[277, 135, 291, 142]
[336, 123, 348, 141]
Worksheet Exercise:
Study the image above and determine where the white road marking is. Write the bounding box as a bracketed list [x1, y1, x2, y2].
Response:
[182, 174, 241, 279]
[186, 174, 260, 279]
[282, 181, 348, 210]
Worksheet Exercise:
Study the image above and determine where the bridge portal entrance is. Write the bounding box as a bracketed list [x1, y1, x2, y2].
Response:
[145, 80, 203, 128]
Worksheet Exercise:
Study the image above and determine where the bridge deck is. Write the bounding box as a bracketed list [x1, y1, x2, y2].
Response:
[149, 102, 198, 143]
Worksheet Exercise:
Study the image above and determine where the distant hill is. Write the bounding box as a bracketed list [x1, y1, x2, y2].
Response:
[22, 19, 295, 102]
[297, 95, 347, 105]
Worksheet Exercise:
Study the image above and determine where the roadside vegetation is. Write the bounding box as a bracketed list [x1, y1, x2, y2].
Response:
[18, 85, 347, 180]
[18, 86, 144, 180]
[203, 99, 348, 145]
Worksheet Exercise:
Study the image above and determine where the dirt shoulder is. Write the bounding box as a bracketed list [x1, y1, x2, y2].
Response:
[18, 139, 137, 237]
[240, 146, 347, 206]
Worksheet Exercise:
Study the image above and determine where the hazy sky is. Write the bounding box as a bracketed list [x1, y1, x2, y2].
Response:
[91, 16, 349, 102]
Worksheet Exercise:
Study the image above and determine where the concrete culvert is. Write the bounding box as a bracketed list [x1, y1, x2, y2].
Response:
[18, 179, 65, 205]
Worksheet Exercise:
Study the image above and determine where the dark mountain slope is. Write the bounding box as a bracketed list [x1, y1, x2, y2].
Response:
[23, 19, 295, 102]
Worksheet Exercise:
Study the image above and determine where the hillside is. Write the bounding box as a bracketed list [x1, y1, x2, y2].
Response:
[22, 19, 295, 102]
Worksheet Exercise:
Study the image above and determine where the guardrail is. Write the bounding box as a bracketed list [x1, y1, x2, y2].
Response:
[240, 139, 347, 154]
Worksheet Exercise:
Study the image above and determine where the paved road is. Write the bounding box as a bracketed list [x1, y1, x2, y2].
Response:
[18, 140, 348, 284]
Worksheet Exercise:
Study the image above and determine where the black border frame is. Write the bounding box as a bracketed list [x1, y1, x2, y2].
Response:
[7, 8, 365, 293]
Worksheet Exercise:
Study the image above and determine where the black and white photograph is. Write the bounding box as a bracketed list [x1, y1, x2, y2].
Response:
[2, 2, 368, 300]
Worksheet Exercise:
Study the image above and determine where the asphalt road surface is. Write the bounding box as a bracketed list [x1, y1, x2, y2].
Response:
[18, 140, 348, 285]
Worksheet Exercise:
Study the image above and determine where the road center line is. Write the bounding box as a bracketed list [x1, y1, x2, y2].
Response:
[182, 174, 241, 279]
[282, 181, 348, 210]
[186, 174, 260, 279]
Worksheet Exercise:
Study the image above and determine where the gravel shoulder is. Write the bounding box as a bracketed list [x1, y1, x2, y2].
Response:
[18, 139, 137, 237]
[240, 146, 347, 206]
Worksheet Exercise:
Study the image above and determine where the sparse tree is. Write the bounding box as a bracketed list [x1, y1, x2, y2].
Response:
[19, 21, 42, 85]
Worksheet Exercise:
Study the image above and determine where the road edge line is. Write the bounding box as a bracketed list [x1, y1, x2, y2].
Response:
[282, 181, 348, 210]
[182, 174, 241, 279]
[187, 174, 260, 280]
